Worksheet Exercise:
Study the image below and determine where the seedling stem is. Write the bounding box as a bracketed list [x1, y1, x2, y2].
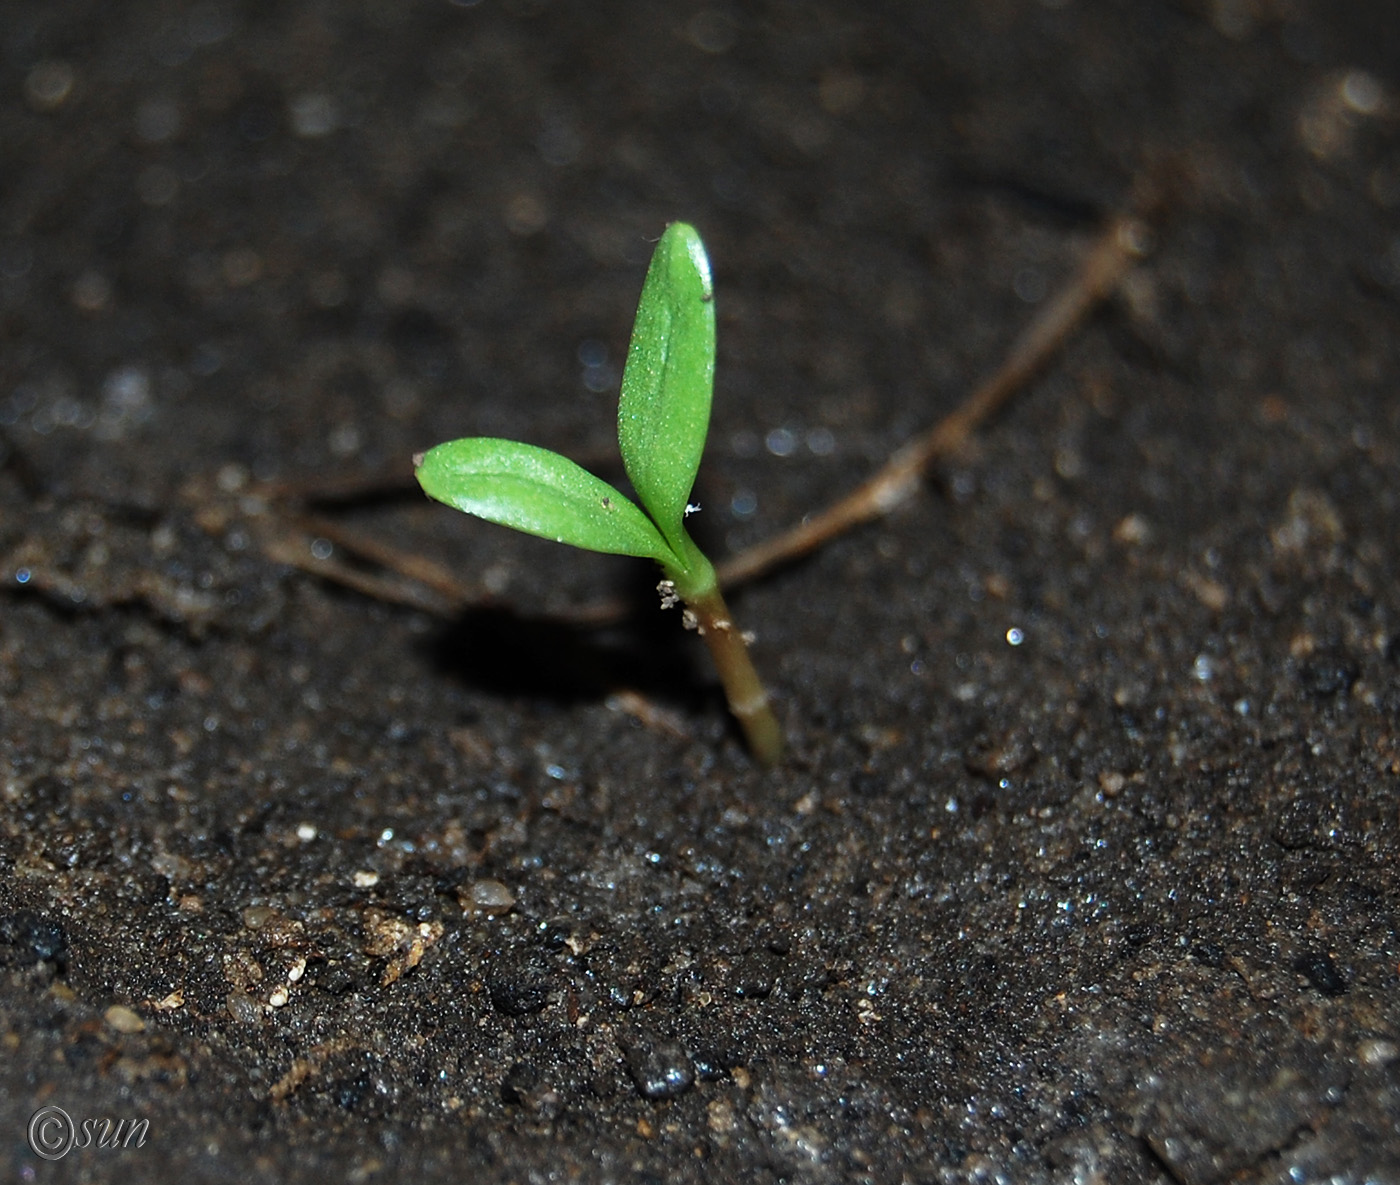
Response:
[683, 582, 783, 768]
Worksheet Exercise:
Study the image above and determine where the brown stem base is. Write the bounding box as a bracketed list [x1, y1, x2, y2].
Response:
[685, 586, 783, 767]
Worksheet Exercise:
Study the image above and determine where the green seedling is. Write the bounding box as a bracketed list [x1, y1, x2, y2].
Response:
[415, 223, 783, 766]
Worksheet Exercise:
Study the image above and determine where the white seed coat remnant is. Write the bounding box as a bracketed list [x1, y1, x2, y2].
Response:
[287, 957, 307, 983]
[352, 870, 379, 888]
[684, 502, 701, 517]
[268, 986, 289, 1008]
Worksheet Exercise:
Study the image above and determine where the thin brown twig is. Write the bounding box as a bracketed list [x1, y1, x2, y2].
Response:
[714, 211, 1152, 589]
[257, 531, 462, 616]
[283, 510, 478, 607]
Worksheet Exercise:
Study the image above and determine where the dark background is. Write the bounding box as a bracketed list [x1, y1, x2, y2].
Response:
[3, 1, 1399, 1181]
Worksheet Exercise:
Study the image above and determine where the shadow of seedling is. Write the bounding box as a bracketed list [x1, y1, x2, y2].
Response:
[419, 601, 709, 711]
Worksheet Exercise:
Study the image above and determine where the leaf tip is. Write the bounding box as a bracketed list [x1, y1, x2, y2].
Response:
[662, 221, 713, 301]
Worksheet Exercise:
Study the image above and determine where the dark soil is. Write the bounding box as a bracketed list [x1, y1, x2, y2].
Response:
[3, 2, 1400, 1181]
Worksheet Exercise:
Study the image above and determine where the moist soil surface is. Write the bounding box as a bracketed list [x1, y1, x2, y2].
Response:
[3, 2, 1400, 1182]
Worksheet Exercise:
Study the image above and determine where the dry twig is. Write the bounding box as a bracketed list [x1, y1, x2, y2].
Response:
[715, 211, 1152, 588]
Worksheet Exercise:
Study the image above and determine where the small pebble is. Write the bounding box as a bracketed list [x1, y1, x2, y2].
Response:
[226, 991, 263, 1025]
[242, 905, 278, 930]
[103, 1004, 145, 1034]
[1359, 1038, 1399, 1067]
[462, 879, 515, 915]
[620, 1033, 695, 1101]
[1098, 770, 1126, 796]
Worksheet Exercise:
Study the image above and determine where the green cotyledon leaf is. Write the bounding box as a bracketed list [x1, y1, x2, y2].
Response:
[616, 221, 715, 556]
[415, 438, 679, 565]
